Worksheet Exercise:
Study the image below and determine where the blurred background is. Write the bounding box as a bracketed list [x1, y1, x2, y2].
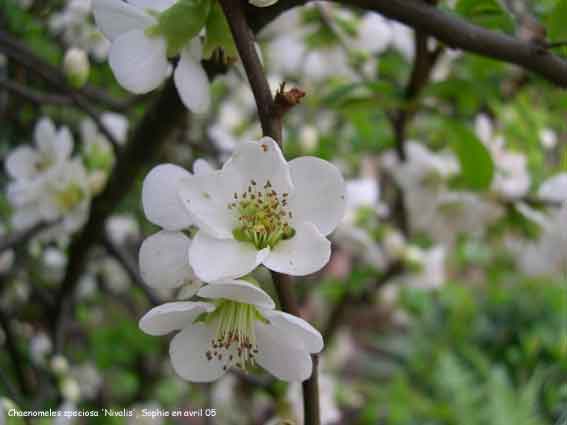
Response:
[1, 0, 567, 424]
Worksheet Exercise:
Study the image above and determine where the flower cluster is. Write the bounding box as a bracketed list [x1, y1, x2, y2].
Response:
[139, 137, 346, 382]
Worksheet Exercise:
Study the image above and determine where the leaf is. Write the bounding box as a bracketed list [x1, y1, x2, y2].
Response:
[548, 0, 567, 45]
[203, 2, 237, 60]
[449, 124, 494, 191]
[152, 0, 212, 57]
[455, 0, 514, 33]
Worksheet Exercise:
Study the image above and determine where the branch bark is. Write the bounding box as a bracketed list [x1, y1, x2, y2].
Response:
[219, 1, 319, 423]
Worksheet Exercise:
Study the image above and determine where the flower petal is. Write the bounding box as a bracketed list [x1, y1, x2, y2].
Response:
[198, 280, 275, 309]
[5, 147, 39, 180]
[264, 310, 323, 353]
[142, 164, 194, 230]
[538, 173, 567, 203]
[169, 323, 226, 382]
[109, 30, 168, 94]
[255, 321, 313, 382]
[139, 301, 212, 336]
[139, 231, 194, 289]
[174, 45, 210, 114]
[222, 138, 293, 196]
[287, 156, 345, 236]
[193, 159, 215, 176]
[189, 231, 270, 282]
[34, 117, 57, 149]
[93, 0, 153, 41]
[178, 171, 234, 238]
[127, 0, 176, 12]
[263, 222, 331, 276]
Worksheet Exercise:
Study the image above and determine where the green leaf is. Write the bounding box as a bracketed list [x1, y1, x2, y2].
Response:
[150, 0, 212, 57]
[455, 0, 514, 33]
[547, 0, 567, 42]
[449, 124, 494, 191]
[203, 2, 237, 60]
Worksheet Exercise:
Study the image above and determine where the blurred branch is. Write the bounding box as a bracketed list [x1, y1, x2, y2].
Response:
[219, 1, 318, 424]
[0, 221, 53, 255]
[246, 0, 567, 88]
[102, 235, 161, 307]
[323, 261, 404, 346]
[0, 79, 72, 105]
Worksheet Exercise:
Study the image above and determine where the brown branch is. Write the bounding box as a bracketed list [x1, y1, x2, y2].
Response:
[102, 235, 161, 307]
[219, 0, 281, 142]
[219, 1, 319, 424]
[246, 0, 567, 88]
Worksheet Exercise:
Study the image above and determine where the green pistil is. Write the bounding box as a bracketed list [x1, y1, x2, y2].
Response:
[229, 180, 296, 250]
[54, 183, 84, 211]
[199, 300, 269, 371]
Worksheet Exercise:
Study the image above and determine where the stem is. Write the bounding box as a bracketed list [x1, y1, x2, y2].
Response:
[218, 1, 319, 424]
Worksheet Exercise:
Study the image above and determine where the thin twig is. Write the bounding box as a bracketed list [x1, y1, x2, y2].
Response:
[102, 235, 161, 307]
[0, 79, 72, 105]
[0, 309, 31, 396]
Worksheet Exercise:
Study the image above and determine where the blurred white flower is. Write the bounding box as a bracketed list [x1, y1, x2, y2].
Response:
[354, 13, 392, 54]
[71, 363, 103, 400]
[50, 354, 70, 375]
[140, 279, 323, 382]
[538, 173, 567, 203]
[176, 138, 345, 281]
[539, 127, 557, 149]
[92, 0, 210, 113]
[106, 214, 140, 245]
[30, 332, 52, 365]
[61, 377, 81, 402]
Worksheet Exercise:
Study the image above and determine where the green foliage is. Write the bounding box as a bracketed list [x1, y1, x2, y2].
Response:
[547, 0, 567, 43]
[448, 124, 494, 191]
[203, 2, 237, 60]
[455, 0, 514, 32]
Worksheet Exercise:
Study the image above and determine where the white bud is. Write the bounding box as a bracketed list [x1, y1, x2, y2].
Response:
[299, 126, 319, 152]
[63, 48, 90, 88]
[539, 128, 557, 149]
[50, 354, 70, 375]
[249, 0, 278, 7]
[383, 230, 406, 259]
[60, 377, 81, 402]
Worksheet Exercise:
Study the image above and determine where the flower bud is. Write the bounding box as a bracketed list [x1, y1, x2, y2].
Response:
[60, 377, 81, 402]
[50, 354, 70, 375]
[63, 48, 90, 88]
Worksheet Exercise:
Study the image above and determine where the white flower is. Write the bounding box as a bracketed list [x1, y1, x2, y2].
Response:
[139, 279, 323, 382]
[101, 112, 129, 144]
[5, 118, 72, 183]
[354, 13, 392, 54]
[172, 138, 345, 281]
[106, 214, 140, 245]
[92, 0, 210, 113]
[139, 161, 214, 297]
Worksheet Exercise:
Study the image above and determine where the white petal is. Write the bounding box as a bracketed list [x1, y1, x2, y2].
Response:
[53, 127, 74, 161]
[93, 0, 154, 41]
[109, 30, 168, 94]
[255, 321, 313, 382]
[198, 280, 275, 309]
[142, 164, 194, 230]
[11, 208, 42, 230]
[193, 159, 215, 175]
[34, 117, 57, 149]
[287, 157, 346, 236]
[249, 0, 279, 6]
[178, 171, 235, 238]
[5, 147, 39, 180]
[127, 0, 176, 12]
[222, 138, 294, 196]
[263, 222, 331, 276]
[189, 231, 270, 282]
[139, 231, 194, 289]
[169, 323, 226, 382]
[264, 310, 323, 353]
[538, 173, 567, 203]
[139, 301, 212, 336]
[174, 46, 210, 114]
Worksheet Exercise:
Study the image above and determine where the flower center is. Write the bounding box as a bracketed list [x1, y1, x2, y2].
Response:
[54, 183, 85, 211]
[229, 179, 295, 249]
[201, 300, 268, 371]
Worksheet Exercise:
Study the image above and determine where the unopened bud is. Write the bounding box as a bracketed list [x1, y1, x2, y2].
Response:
[63, 48, 90, 88]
